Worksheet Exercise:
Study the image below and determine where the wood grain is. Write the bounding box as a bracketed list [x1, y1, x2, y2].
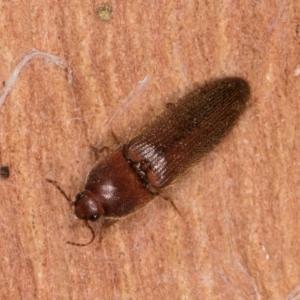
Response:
[0, 0, 299, 299]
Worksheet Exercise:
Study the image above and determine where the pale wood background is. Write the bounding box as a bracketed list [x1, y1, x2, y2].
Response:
[0, 1, 299, 299]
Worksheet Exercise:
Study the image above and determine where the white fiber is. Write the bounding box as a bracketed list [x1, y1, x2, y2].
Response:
[286, 285, 300, 300]
[106, 75, 150, 126]
[0, 48, 73, 108]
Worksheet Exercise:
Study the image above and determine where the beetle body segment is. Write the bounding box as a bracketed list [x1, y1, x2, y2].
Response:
[126, 77, 249, 189]
[82, 150, 155, 218]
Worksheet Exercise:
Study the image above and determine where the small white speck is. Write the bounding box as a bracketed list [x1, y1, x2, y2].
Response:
[262, 245, 270, 260]
[294, 66, 300, 76]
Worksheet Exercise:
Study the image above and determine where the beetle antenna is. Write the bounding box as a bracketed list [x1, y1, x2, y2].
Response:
[46, 179, 96, 246]
[66, 220, 96, 247]
[46, 179, 74, 206]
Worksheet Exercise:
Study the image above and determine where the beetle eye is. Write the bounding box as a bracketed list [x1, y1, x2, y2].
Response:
[90, 214, 99, 221]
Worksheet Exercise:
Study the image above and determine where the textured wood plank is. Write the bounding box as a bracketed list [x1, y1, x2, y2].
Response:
[0, 0, 299, 299]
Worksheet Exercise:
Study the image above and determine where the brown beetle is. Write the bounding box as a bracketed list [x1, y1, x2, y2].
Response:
[47, 77, 250, 246]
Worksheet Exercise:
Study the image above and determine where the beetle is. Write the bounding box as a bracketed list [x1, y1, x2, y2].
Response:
[47, 77, 250, 246]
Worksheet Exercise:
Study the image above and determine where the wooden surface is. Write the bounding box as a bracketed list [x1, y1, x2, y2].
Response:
[0, 1, 299, 299]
